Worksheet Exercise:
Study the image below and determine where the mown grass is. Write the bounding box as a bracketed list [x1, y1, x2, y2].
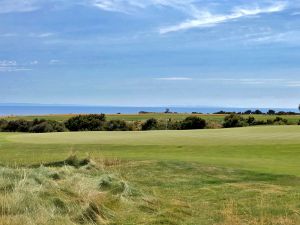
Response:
[2, 113, 300, 124]
[1, 126, 300, 176]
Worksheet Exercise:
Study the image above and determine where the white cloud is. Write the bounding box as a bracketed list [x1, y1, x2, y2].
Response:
[0, 60, 32, 72]
[286, 81, 300, 87]
[0, 60, 17, 67]
[156, 77, 192, 81]
[49, 59, 61, 65]
[90, 0, 197, 14]
[159, 2, 287, 34]
[29, 33, 55, 38]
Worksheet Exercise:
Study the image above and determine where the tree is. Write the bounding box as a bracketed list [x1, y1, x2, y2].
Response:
[267, 109, 276, 115]
[164, 108, 171, 114]
[254, 109, 263, 114]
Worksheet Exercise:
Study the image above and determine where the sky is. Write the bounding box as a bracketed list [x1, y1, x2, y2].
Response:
[0, 0, 300, 108]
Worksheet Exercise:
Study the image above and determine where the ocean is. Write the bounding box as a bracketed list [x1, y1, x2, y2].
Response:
[0, 105, 297, 116]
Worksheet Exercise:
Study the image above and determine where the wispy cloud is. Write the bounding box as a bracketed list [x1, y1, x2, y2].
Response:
[29, 33, 55, 38]
[286, 81, 300, 87]
[90, 0, 198, 15]
[156, 77, 192, 81]
[159, 2, 287, 34]
[247, 31, 300, 44]
[154, 77, 299, 87]
[0, 60, 31, 72]
[49, 59, 61, 65]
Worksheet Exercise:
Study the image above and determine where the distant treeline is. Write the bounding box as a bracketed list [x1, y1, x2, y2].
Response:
[213, 109, 299, 115]
[0, 113, 299, 133]
[139, 109, 299, 115]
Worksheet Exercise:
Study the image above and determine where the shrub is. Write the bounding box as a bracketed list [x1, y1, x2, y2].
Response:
[142, 118, 158, 130]
[246, 116, 267, 126]
[3, 119, 31, 132]
[180, 116, 206, 130]
[105, 120, 130, 131]
[165, 119, 181, 130]
[29, 119, 66, 133]
[246, 116, 256, 125]
[273, 117, 288, 125]
[0, 119, 8, 131]
[65, 114, 106, 131]
[223, 114, 247, 128]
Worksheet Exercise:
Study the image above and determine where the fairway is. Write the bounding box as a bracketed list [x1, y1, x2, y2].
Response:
[2, 126, 300, 176]
[7, 125, 300, 145]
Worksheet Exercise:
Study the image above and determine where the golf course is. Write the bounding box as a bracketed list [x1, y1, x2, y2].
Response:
[1, 125, 300, 224]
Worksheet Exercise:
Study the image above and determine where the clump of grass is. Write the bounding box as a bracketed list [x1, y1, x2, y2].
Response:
[0, 156, 142, 225]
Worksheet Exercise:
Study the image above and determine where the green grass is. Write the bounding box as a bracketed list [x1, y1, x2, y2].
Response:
[1, 126, 300, 176]
[1, 126, 300, 224]
[2, 113, 300, 124]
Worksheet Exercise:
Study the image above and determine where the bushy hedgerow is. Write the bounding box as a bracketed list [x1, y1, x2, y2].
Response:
[180, 116, 207, 130]
[3, 119, 32, 132]
[65, 114, 106, 131]
[1, 119, 65, 133]
[223, 114, 290, 128]
[105, 120, 131, 131]
[223, 114, 248, 128]
[273, 117, 288, 125]
[29, 119, 66, 133]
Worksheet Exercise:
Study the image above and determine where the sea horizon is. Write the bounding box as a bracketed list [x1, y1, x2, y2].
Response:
[0, 104, 298, 116]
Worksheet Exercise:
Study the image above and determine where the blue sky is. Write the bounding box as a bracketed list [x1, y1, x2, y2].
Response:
[0, 0, 300, 108]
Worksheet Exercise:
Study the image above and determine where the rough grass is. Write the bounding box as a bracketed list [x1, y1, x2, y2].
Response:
[0, 159, 300, 225]
[2, 113, 300, 124]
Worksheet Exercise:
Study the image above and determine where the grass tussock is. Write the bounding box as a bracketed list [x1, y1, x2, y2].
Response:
[0, 157, 141, 225]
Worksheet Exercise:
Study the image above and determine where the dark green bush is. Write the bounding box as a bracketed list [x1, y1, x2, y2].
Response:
[180, 116, 207, 130]
[223, 114, 247, 128]
[246, 116, 267, 126]
[1, 118, 65, 133]
[65, 114, 106, 131]
[29, 119, 66, 133]
[273, 117, 288, 125]
[105, 120, 131, 131]
[3, 119, 31, 132]
[142, 118, 158, 130]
